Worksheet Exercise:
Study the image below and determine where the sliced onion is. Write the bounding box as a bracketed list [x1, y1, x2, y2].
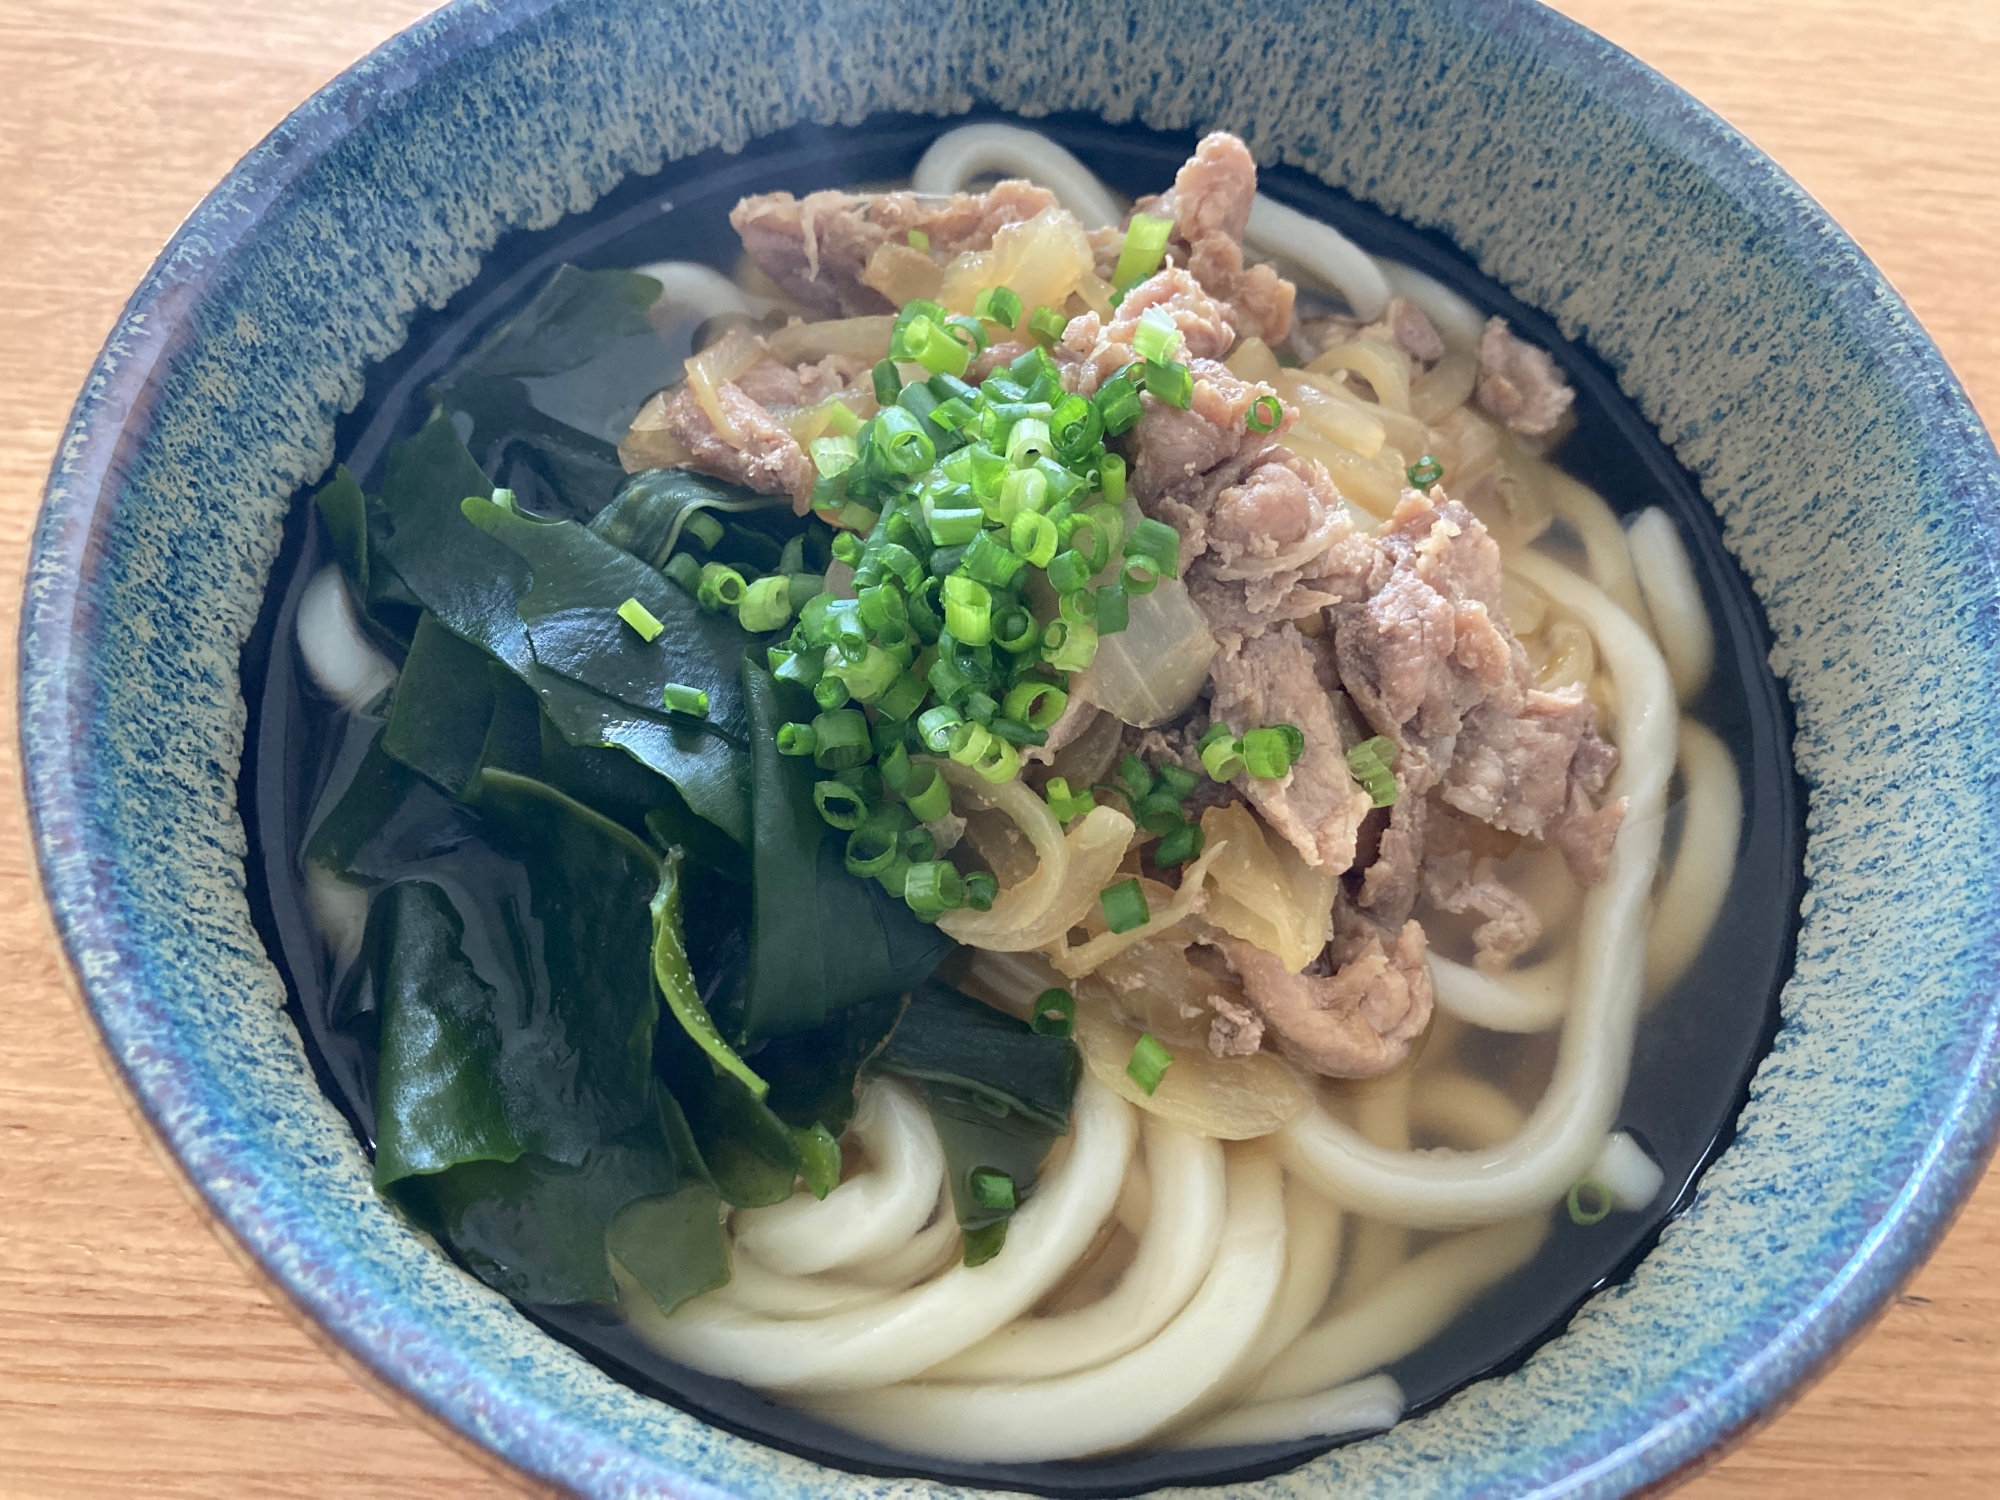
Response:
[1199, 803, 1336, 973]
[1048, 837, 1228, 979]
[1072, 1000, 1311, 1141]
[684, 326, 764, 447]
[1072, 577, 1217, 728]
[766, 315, 897, 364]
[935, 763, 1134, 952]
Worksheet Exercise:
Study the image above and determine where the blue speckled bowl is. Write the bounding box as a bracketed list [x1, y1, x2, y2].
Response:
[22, 0, 2000, 1494]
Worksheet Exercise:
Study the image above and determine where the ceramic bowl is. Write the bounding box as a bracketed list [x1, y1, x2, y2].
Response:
[22, 0, 2000, 1494]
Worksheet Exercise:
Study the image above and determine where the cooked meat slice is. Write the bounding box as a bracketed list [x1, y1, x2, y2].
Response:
[1476, 316, 1575, 438]
[1020, 696, 1101, 768]
[659, 380, 817, 509]
[1553, 786, 1626, 885]
[732, 353, 867, 407]
[1208, 994, 1266, 1058]
[1207, 625, 1374, 872]
[1219, 922, 1432, 1078]
[1329, 489, 1518, 792]
[1057, 266, 1237, 397]
[1135, 132, 1296, 343]
[968, 338, 1032, 384]
[729, 179, 1060, 316]
[1126, 358, 1276, 563]
[1370, 296, 1447, 364]
[1440, 687, 1598, 838]
[1357, 774, 1427, 923]
[1423, 846, 1543, 973]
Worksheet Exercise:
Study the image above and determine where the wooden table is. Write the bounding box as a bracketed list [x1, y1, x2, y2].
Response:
[2, 1, 1994, 1494]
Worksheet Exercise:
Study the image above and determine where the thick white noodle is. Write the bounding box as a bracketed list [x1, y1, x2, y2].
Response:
[848, 1186, 964, 1289]
[1250, 1215, 1550, 1402]
[731, 1079, 944, 1277]
[1626, 507, 1716, 704]
[1281, 552, 1675, 1228]
[928, 1116, 1226, 1381]
[1545, 472, 1649, 624]
[1646, 717, 1743, 999]
[806, 1150, 1288, 1461]
[911, 124, 1123, 229]
[1427, 951, 1570, 1034]
[1411, 1073, 1527, 1151]
[625, 1077, 1135, 1392]
[1246, 196, 1390, 320]
[1218, 1172, 1344, 1388]
[629, 260, 783, 325]
[1590, 1131, 1665, 1212]
[717, 1256, 894, 1319]
[1376, 257, 1486, 351]
[296, 565, 396, 712]
[1173, 1374, 1404, 1449]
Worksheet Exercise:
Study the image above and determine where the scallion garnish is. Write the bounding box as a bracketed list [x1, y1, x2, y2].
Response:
[1241, 725, 1300, 779]
[1099, 876, 1149, 935]
[809, 708, 871, 770]
[1198, 722, 1246, 782]
[1027, 304, 1069, 342]
[1126, 1032, 1174, 1095]
[1131, 307, 1183, 365]
[872, 358, 903, 406]
[963, 871, 998, 911]
[776, 721, 816, 757]
[1247, 393, 1284, 434]
[1346, 735, 1399, 807]
[696, 561, 747, 613]
[1407, 453, 1445, 488]
[907, 228, 931, 252]
[1111, 212, 1173, 290]
[1043, 776, 1097, 825]
[974, 285, 1023, 329]
[1030, 987, 1076, 1038]
[970, 1170, 1017, 1211]
[1567, 1179, 1614, 1226]
[903, 762, 951, 822]
[683, 511, 726, 551]
[737, 574, 793, 633]
[1153, 823, 1205, 867]
[1142, 358, 1194, 409]
[661, 682, 711, 718]
[616, 597, 664, 642]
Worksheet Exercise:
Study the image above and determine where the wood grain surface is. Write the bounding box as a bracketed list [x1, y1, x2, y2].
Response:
[1, 2, 1994, 1495]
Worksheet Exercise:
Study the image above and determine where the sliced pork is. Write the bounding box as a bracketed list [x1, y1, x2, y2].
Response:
[1134, 132, 1295, 343]
[1218, 921, 1432, 1079]
[1476, 316, 1575, 438]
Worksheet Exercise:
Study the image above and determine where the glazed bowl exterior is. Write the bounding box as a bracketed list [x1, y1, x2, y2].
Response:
[21, 0, 2000, 1495]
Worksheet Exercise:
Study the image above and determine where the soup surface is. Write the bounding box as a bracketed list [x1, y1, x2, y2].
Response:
[242, 112, 1800, 1492]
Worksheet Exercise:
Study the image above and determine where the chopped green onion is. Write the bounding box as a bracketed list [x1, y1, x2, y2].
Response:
[1099, 876, 1150, 935]
[930, 396, 978, 432]
[964, 871, 998, 911]
[1010, 508, 1060, 568]
[1198, 723, 1246, 781]
[812, 779, 869, 829]
[1274, 723, 1306, 761]
[1124, 515, 1180, 578]
[1135, 790, 1185, 837]
[1407, 453, 1445, 488]
[992, 607, 1038, 655]
[795, 1123, 842, 1200]
[1030, 988, 1076, 1038]
[1095, 374, 1144, 436]
[1567, 1179, 1614, 1226]
[683, 511, 726, 551]
[616, 597, 664, 642]
[1241, 726, 1297, 779]
[899, 315, 972, 378]
[917, 703, 965, 753]
[1153, 822, 1206, 867]
[962, 529, 1025, 588]
[900, 825, 938, 864]
[1095, 582, 1130, 635]
[828, 642, 902, 703]
[776, 721, 816, 757]
[1347, 735, 1399, 807]
[943, 315, 988, 355]
[1156, 764, 1198, 800]
[926, 503, 986, 546]
[1131, 307, 1183, 365]
[962, 1221, 1008, 1267]
[1045, 548, 1093, 595]
[1246, 394, 1285, 434]
[845, 820, 902, 878]
[1112, 213, 1174, 290]
[810, 433, 859, 477]
[663, 552, 702, 595]
[872, 358, 903, 406]
[812, 672, 850, 710]
[810, 708, 871, 770]
[1116, 754, 1155, 801]
[1043, 619, 1098, 672]
[874, 406, 938, 474]
[875, 669, 928, 721]
[1121, 556, 1160, 595]
[1005, 417, 1053, 469]
[1126, 1032, 1174, 1095]
[696, 561, 747, 613]
[970, 1169, 1017, 1211]
[737, 574, 793, 633]
[903, 859, 967, 917]
[942, 573, 993, 646]
[1003, 679, 1067, 730]
[974, 285, 1024, 328]
[1027, 304, 1069, 342]
[1066, 503, 1122, 572]
[661, 682, 710, 718]
[995, 465, 1048, 524]
[1142, 358, 1194, 409]
[904, 761, 951, 821]
[823, 399, 862, 437]
[1044, 775, 1097, 825]
[830, 532, 864, 566]
[907, 228, 931, 252]
[1097, 451, 1127, 505]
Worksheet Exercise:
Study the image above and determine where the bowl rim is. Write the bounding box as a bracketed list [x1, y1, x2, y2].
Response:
[20, 0, 2000, 1495]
